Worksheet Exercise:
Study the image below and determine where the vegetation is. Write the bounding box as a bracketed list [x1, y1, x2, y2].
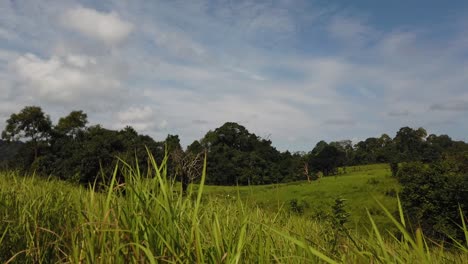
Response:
[1, 105, 468, 262]
[396, 155, 468, 240]
[1, 155, 467, 263]
[202, 164, 400, 231]
[2, 106, 468, 186]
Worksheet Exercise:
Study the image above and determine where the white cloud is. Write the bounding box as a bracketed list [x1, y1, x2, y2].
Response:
[117, 106, 153, 123]
[61, 6, 133, 44]
[12, 53, 121, 104]
[66, 54, 97, 68]
[115, 106, 167, 132]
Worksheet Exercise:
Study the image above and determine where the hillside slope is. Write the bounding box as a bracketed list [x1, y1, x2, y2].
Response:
[204, 164, 400, 230]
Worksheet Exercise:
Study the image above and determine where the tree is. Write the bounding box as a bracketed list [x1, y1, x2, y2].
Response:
[77, 125, 125, 184]
[330, 140, 353, 166]
[2, 106, 52, 143]
[2, 106, 52, 160]
[309, 143, 345, 176]
[171, 148, 205, 193]
[165, 134, 182, 152]
[311, 140, 328, 156]
[164, 134, 183, 177]
[187, 140, 204, 154]
[394, 127, 427, 161]
[198, 122, 284, 185]
[56, 110, 88, 137]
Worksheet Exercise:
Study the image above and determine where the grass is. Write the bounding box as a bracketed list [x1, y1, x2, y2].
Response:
[203, 163, 400, 231]
[0, 157, 467, 263]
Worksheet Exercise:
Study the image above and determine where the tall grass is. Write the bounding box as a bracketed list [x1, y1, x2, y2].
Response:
[0, 153, 467, 263]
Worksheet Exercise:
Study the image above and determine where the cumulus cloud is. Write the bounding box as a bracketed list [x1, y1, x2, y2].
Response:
[115, 106, 167, 132]
[12, 53, 121, 104]
[117, 106, 153, 123]
[61, 6, 133, 44]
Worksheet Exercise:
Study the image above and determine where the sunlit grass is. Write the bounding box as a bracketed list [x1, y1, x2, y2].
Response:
[203, 163, 400, 231]
[0, 155, 466, 263]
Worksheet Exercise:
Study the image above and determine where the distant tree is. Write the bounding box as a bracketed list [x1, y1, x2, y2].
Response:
[165, 134, 183, 177]
[330, 140, 353, 166]
[171, 148, 205, 193]
[2, 106, 52, 143]
[309, 143, 345, 176]
[311, 140, 328, 156]
[76, 125, 125, 184]
[393, 127, 427, 161]
[117, 126, 165, 177]
[198, 122, 283, 185]
[187, 140, 204, 154]
[278, 151, 305, 183]
[56, 110, 88, 137]
[1, 106, 52, 160]
[165, 134, 183, 153]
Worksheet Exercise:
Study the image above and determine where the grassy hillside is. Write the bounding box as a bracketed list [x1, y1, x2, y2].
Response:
[204, 164, 400, 231]
[0, 160, 466, 263]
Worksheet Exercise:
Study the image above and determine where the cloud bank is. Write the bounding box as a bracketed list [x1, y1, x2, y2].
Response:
[1, 0, 468, 151]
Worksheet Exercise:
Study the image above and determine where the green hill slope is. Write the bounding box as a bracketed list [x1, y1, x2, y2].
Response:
[203, 164, 400, 230]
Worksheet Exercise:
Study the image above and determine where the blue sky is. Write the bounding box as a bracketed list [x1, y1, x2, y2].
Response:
[1, 0, 468, 151]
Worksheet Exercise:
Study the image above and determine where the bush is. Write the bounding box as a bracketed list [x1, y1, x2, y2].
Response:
[289, 198, 309, 215]
[397, 160, 468, 240]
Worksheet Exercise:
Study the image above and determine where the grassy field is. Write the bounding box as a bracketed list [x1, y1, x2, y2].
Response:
[0, 159, 467, 263]
[204, 164, 400, 231]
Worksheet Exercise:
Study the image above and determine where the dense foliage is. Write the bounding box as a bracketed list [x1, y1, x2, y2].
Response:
[193, 122, 303, 185]
[396, 154, 468, 240]
[2, 106, 468, 187]
[0, 139, 23, 169]
[0, 107, 170, 184]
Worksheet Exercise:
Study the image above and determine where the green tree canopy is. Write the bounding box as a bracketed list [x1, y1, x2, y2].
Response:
[56, 110, 88, 137]
[1, 106, 52, 142]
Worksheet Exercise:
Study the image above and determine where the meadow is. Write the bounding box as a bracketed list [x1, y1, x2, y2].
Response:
[0, 157, 467, 263]
[203, 164, 400, 231]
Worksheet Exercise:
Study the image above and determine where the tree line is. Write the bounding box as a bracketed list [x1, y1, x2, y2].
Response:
[1, 106, 468, 187]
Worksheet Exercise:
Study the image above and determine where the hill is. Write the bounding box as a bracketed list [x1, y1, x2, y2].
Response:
[203, 164, 400, 230]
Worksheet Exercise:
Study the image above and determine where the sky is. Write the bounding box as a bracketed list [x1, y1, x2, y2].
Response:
[1, 0, 468, 151]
